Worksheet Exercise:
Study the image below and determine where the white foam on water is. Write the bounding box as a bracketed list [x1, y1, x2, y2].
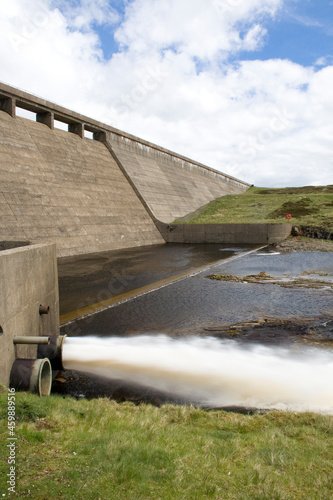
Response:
[62, 335, 333, 413]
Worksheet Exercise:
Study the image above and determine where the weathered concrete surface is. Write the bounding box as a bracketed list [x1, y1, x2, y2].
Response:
[0, 243, 59, 387]
[0, 82, 250, 256]
[159, 223, 292, 245]
[108, 133, 250, 223]
[0, 112, 164, 257]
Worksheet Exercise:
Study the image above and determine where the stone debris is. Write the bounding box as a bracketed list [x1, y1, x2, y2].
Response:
[206, 272, 333, 290]
[203, 316, 333, 346]
[276, 236, 333, 252]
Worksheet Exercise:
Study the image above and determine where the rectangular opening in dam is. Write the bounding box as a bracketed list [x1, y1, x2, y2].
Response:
[16, 106, 36, 121]
[54, 119, 68, 131]
[84, 130, 94, 140]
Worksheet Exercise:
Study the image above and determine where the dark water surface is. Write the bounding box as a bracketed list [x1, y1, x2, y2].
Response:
[60, 247, 332, 338]
[58, 243, 252, 316]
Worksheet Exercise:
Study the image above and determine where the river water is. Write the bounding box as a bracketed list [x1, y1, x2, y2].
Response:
[60, 247, 332, 337]
[57, 244, 333, 409]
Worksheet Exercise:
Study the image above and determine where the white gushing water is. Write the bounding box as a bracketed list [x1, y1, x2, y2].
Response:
[62, 336, 333, 414]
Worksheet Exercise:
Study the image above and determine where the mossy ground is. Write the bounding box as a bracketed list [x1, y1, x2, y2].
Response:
[1, 390, 333, 499]
[175, 186, 333, 231]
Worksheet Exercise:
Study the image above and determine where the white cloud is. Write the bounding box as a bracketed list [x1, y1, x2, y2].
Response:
[53, 0, 120, 30]
[315, 56, 333, 67]
[115, 0, 281, 60]
[0, 0, 332, 187]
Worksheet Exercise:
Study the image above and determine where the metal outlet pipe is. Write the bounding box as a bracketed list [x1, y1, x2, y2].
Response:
[13, 336, 50, 345]
[9, 358, 52, 396]
[37, 335, 67, 371]
[39, 305, 50, 315]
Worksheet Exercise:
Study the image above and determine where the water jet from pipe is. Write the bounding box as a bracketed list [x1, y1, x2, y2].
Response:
[62, 335, 333, 414]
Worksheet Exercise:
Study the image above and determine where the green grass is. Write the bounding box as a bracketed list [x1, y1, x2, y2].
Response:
[176, 186, 333, 231]
[1, 390, 333, 499]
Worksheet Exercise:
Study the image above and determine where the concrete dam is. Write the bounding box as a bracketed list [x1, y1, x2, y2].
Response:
[0, 82, 251, 258]
[0, 82, 294, 393]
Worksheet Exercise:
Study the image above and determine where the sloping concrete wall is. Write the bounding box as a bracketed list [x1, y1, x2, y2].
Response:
[0, 82, 251, 256]
[0, 243, 59, 386]
[0, 112, 164, 257]
[109, 133, 249, 223]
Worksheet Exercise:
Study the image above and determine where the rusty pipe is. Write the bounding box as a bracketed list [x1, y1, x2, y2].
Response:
[39, 305, 50, 315]
[37, 335, 67, 370]
[10, 358, 52, 396]
[13, 336, 50, 345]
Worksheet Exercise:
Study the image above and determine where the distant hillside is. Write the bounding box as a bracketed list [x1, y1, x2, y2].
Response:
[175, 186, 333, 236]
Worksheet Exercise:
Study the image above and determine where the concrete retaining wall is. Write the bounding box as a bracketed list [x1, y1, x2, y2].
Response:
[159, 223, 293, 245]
[0, 243, 59, 387]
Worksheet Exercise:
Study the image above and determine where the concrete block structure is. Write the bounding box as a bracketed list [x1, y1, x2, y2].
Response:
[159, 222, 293, 245]
[0, 243, 59, 387]
[0, 82, 251, 257]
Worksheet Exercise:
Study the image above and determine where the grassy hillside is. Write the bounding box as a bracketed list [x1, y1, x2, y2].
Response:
[1, 390, 333, 499]
[176, 186, 333, 231]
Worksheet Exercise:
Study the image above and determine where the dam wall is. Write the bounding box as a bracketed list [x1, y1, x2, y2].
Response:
[108, 133, 248, 223]
[0, 82, 250, 256]
[0, 111, 164, 257]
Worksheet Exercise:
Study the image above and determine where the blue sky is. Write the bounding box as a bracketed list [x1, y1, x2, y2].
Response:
[246, 0, 333, 66]
[92, 0, 333, 66]
[0, 0, 332, 187]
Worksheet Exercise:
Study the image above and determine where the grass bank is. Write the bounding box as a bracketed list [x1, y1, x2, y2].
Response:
[175, 186, 333, 232]
[1, 390, 333, 499]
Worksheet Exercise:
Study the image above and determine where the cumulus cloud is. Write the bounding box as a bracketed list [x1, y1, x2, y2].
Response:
[0, 0, 332, 187]
[53, 0, 120, 30]
[115, 0, 280, 60]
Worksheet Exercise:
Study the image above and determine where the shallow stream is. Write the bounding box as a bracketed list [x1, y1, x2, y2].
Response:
[57, 244, 333, 408]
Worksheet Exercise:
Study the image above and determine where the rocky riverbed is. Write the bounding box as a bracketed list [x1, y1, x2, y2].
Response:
[276, 236, 333, 252]
[207, 270, 333, 290]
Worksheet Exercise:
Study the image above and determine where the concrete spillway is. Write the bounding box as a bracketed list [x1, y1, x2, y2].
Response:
[0, 82, 250, 257]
